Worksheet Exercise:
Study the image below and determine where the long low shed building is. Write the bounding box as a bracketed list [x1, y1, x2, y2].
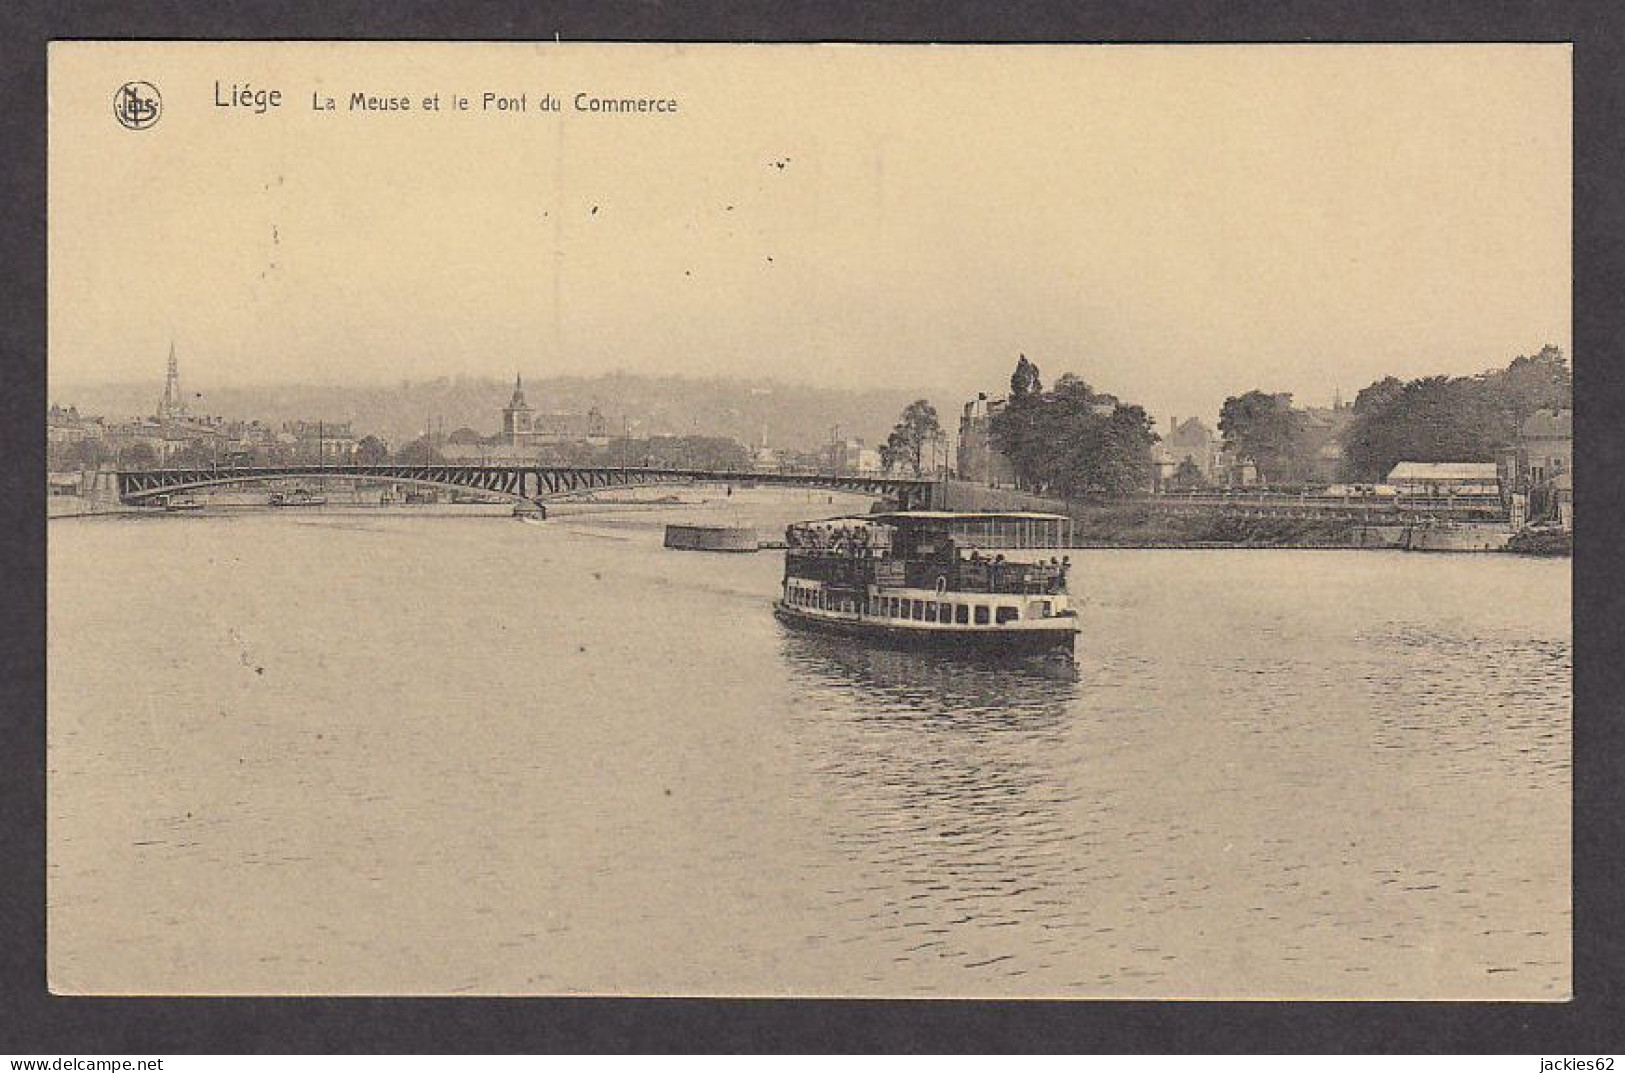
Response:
[1385, 462, 1501, 497]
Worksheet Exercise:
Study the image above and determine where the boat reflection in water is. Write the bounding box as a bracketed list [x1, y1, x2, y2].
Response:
[775, 630, 1098, 990]
[779, 628, 1080, 721]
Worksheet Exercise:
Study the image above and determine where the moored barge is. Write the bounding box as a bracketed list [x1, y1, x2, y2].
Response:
[664, 522, 761, 552]
[773, 511, 1080, 657]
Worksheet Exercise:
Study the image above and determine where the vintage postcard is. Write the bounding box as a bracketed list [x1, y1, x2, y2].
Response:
[47, 41, 1571, 998]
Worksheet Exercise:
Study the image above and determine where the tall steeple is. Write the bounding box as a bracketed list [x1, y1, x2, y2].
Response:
[159, 342, 186, 420]
[503, 371, 534, 445]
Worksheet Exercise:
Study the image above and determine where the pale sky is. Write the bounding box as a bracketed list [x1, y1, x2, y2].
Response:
[50, 42, 1570, 426]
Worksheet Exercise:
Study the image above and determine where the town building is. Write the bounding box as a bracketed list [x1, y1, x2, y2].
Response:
[956, 393, 1017, 486]
[1294, 399, 1354, 484]
[1217, 449, 1259, 488]
[1152, 415, 1221, 487]
[281, 420, 358, 461]
[501, 374, 610, 450]
[99, 346, 231, 465]
[1517, 408, 1573, 527]
[826, 436, 884, 476]
[105, 415, 228, 465]
[1550, 472, 1573, 530]
[47, 405, 106, 446]
[1518, 408, 1572, 488]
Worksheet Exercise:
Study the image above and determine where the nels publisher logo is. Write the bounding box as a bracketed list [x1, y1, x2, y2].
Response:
[113, 81, 162, 130]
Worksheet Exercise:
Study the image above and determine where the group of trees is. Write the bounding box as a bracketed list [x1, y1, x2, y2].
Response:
[46, 438, 114, 471]
[988, 355, 1159, 497]
[1214, 345, 1571, 485]
[604, 435, 753, 471]
[1340, 345, 1571, 480]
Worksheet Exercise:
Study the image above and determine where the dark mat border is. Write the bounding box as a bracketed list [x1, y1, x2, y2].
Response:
[4, 0, 1620, 1054]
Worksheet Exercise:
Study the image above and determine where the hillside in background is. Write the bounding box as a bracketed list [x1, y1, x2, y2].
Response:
[50, 373, 933, 452]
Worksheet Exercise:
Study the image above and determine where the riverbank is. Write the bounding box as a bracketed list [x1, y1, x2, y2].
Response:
[47, 496, 138, 518]
[1065, 502, 1370, 548]
[1017, 501, 1567, 556]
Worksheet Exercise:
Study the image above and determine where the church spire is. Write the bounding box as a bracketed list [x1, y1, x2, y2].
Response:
[159, 341, 185, 420]
[503, 371, 533, 445]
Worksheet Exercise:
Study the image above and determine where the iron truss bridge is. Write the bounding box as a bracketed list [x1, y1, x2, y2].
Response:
[115, 463, 937, 510]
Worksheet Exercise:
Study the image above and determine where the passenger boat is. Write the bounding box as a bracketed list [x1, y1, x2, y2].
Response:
[773, 511, 1080, 657]
[267, 488, 328, 508]
[158, 493, 204, 512]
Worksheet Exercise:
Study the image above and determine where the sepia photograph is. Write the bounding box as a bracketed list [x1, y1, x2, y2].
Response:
[46, 41, 1572, 1000]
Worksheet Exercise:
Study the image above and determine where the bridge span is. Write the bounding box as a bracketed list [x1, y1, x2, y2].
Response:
[115, 463, 937, 510]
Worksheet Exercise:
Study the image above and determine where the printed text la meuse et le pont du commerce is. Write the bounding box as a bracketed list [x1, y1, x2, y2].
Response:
[214, 82, 680, 115]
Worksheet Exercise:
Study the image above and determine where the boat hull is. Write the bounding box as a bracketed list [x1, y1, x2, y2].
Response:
[773, 603, 1076, 657]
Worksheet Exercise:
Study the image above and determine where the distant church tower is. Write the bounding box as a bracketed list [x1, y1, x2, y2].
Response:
[157, 342, 188, 421]
[502, 373, 534, 446]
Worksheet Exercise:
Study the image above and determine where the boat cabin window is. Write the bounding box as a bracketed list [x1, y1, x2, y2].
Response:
[954, 604, 969, 625]
[939, 602, 953, 622]
[910, 599, 924, 621]
[996, 605, 1020, 624]
[974, 605, 990, 625]
[924, 602, 938, 623]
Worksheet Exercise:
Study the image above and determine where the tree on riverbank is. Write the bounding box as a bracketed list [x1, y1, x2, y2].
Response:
[1218, 390, 1304, 484]
[48, 437, 112, 471]
[393, 435, 445, 464]
[879, 399, 942, 477]
[606, 435, 751, 471]
[356, 435, 389, 465]
[116, 442, 158, 470]
[988, 362, 1159, 497]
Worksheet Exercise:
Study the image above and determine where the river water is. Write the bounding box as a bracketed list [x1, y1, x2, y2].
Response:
[47, 489, 1571, 998]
